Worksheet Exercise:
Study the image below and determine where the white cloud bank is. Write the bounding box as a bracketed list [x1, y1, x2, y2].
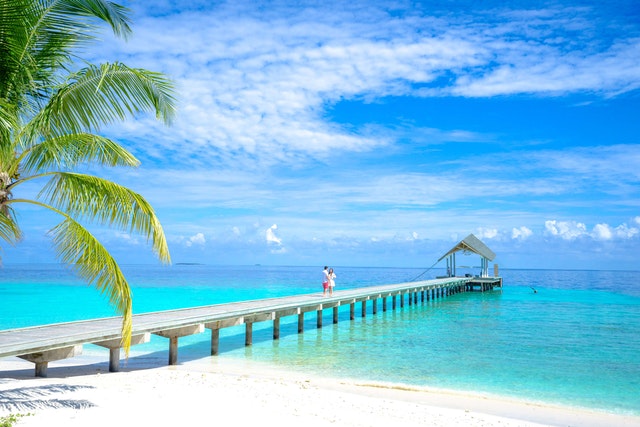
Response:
[545, 220, 639, 241]
[94, 3, 640, 166]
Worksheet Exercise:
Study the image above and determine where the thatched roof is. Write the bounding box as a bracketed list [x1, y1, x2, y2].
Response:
[437, 233, 496, 262]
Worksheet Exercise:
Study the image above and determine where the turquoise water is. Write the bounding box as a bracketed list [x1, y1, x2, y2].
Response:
[1, 264, 639, 416]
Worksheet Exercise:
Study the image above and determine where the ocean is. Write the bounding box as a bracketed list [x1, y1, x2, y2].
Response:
[1, 264, 639, 416]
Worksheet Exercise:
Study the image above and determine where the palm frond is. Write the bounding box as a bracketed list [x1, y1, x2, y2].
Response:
[0, 0, 33, 103]
[50, 0, 133, 40]
[40, 172, 170, 263]
[0, 209, 22, 244]
[21, 133, 140, 173]
[0, 0, 133, 114]
[27, 62, 175, 139]
[49, 216, 132, 351]
[0, 99, 18, 157]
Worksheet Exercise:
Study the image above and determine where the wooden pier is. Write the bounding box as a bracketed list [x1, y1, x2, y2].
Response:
[0, 276, 502, 377]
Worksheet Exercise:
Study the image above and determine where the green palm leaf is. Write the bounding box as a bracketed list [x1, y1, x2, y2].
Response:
[46, 0, 132, 40]
[49, 216, 133, 350]
[0, 208, 22, 244]
[40, 172, 170, 263]
[21, 133, 140, 173]
[29, 63, 176, 140]
[0, 0, 132, 109]
[0, 100, 17, 160]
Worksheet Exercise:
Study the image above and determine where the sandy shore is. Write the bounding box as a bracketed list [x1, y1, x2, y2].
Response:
[1, 357, 639, 427]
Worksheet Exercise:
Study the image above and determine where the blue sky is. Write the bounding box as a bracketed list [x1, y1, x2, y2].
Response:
[5, 0, 640, 270]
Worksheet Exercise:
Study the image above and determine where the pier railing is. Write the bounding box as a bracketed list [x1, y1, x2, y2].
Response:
[0, 276, 502, 377]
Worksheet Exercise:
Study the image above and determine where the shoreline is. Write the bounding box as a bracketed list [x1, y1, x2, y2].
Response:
[1, 357, 639, 427]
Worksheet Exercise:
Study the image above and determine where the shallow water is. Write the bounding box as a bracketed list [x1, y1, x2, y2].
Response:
[1, 264, 639, 415]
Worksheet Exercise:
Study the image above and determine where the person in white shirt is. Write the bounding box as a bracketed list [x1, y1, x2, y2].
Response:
[322, 266, 330, 296]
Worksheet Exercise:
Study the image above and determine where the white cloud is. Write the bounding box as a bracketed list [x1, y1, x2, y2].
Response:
[607, 223, 639, 240]
[512, 226, 533, 240]
[544, 220, 588, 240]
[592, 223, 613, 240]
[185, 232, 206, 247]
[477, 228, 499, 239]
[546, 220, 639, 241]
[591, 222, 639, 240]
[92, 4, 640, 166]
[266, 224, 282, 245]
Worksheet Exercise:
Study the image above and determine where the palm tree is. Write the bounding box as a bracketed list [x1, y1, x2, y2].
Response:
[0, 0, 176, 352]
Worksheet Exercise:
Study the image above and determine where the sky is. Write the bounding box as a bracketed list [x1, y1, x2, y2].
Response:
[4, 0, 640, 270]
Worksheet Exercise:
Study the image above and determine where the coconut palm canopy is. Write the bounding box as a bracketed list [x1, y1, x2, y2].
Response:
[0, 0, 176, 352]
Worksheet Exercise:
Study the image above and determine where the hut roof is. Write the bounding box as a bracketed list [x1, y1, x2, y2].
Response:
[437, 233, 496, 262]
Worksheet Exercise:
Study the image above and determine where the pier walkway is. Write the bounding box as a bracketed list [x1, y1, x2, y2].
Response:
[0, 276, 502, 377]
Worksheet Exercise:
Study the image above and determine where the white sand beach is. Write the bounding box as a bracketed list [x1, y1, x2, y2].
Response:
[1, 357, 639, 427]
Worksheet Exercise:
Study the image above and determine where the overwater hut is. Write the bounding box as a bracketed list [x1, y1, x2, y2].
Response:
[438, 233, 496, 278]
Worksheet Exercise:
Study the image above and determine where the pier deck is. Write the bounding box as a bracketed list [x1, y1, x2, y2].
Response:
[0, 276, 502, 377]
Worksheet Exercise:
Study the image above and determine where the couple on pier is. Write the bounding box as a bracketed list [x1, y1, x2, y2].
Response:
[322, 266, 336, 296]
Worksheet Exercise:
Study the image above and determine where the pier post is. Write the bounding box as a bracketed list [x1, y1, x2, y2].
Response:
[317, 309, 323, 328]
[108, 348, 119, 372]
[361, 300, 367, 317]
[372, 298, 377, 315]
[35, 362, 47, 378]
[414, 292, 418, 304]
[154, 324, 204, 365]
[245, 323, 253, 346]
[392, 295, 397, 310]
[350, 303, 355, 320]
[298, 313, 304, 333]
[400, 294, 404, 308]
[382, 296, 387, 312]
[169, 337, 180, 364]
[211, 328, 220, 355]
[333, 307, 339, 324]
[273, 317, 280, 339]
